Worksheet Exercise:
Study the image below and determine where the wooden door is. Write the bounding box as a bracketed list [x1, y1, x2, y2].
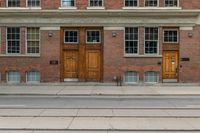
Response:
[86, 50, 101, 81]
[63, 50, 79, 78]
[163, 51, 179, 79]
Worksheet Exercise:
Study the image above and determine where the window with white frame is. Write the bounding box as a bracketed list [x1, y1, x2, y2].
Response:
[125, 27, 138, 54]
[145, 0, 158, 7]
[164, 30, 178, 43]
[7, 0, 20, 7]
[86, 30, 101, 43]
[7, 27, 20, 54]
[165, 0, 178, 7]
[89, 0, 103, 7]
[27, 0, 40, 7]
[7, 71, 21, 83]
[144, 71, 158, 83]
[145, 27, 158, 54]
[61, 0, 75, 7]
[27, 27, 40, 54]
[125, 0, 138, 7]
[27, 71, 40, 83]
[125, 71, 139, 83]
[64, 30, 78, 43]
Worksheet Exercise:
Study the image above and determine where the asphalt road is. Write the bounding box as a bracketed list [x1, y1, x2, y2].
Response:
[0, 96, 200, 108]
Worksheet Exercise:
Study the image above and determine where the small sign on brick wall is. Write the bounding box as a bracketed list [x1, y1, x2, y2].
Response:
[50, 60, 59, 65]
[181, 58, 190, 61]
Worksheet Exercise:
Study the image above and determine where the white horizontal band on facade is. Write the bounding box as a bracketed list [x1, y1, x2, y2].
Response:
[40, 27, 60, 30]
[104, 27, 125, 30]
[180, 27, 193, 30]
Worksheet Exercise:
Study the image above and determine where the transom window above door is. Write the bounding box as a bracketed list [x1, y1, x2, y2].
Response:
[164, 29, 178, 43]
[145, 0, 158, 7]
[7, 0, 20, 7]
[89, 0, 103, 7]
[64, 30, 79, 44]
[86, 30, 101, 43]
[125, 0, 138, 7]
[61, 0, 75, 7]
[165, 0, 178, 7]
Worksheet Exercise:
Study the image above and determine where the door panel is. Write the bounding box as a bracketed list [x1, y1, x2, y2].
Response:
[63, 51, 78, 78]
[86, 50, 101, 81]
[163, 51, 178, 79]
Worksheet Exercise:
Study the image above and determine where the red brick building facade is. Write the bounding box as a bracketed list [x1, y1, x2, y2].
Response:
[0, 0, 199, 84]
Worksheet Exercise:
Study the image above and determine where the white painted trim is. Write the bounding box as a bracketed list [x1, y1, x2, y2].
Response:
[144, 27, 160, 56]
[87, 7, 105, 10]
[180, 27, 193, 31]
[40, 27, 60, 30]
[124, 55, 162, 58]
[104, 27, 124, 30]
[64, 78, 79, 82]
[59, 7, 77, 10]
[122, 7, 182, 10]
[0, 54, 40, 57]
[124, 27, 139, 56]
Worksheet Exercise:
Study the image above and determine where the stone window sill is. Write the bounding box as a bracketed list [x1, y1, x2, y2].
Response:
[87, 7, 105, 10]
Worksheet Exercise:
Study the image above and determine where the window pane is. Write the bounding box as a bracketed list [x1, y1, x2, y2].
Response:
[27, 27, 40, 54]
[8, 71, 20, 83]
[145, 71, 158, 83]
[145, 0, 157, 7]
[27, 71, 40, 82]
[28, 0, 40, 7]
[90, 0, 103, 7]
[125, 0, 137, 7]
[8, 0, 20, 7]
[165, 0, 177, 7]
[164, 30, 178, 43]
[125, 27, 138, 54]
[145, 27, 158, 54]
[87, 30, 101, 43]
[64, 30, 78, 43]
[125, 71, 138, 83]
[61, 0, 75, 7]
[7, 27, 20, 54]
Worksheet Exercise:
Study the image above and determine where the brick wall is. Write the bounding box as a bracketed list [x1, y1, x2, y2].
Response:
[179, 26, 200, 83]
[103, 28, 162, 83]
[0, 27, 61, 83]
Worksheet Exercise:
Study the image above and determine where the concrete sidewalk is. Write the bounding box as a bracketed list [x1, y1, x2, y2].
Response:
[0, 83, 200, 96]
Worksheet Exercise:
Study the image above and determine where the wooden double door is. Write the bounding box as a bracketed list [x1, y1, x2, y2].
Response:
[61, 27, 103, 82]
[162, 51, 179, 79]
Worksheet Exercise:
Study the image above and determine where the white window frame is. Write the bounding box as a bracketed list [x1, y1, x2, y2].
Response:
[64, 30, 79, 44]
[26, 0, 41, 8]
[163, 29, 179, 43]
[145, 0, 159, 7]
[144, 71, 159, 83]
[124, 0, 139, 7]
[7, 0, 20, 7]
[25, 27, 40, 55]
[164, 0, 179, 7]
[7, 71, 21, 84]
[86, 30, 101, 44]
[124, 27, 139, 56]
[144, 27, 159, 55]
[26, 71, 40, 83]
[6, 27, 21, 55]
[124, 71, 139, 84]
